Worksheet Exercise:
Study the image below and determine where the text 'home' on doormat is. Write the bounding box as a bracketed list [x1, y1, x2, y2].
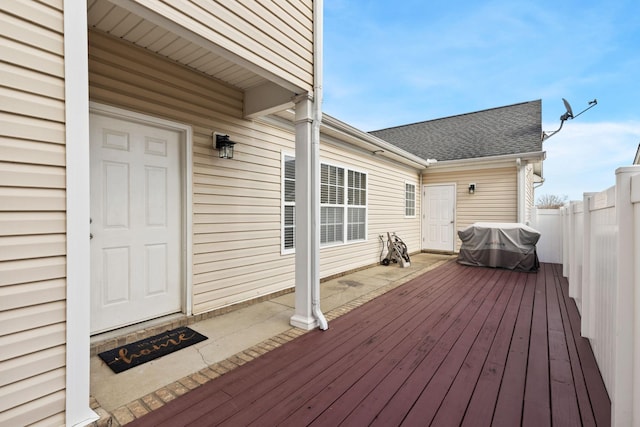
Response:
[98, 326, 208, 374]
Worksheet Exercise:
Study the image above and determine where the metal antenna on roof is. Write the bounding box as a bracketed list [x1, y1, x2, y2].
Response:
[542, 98, 597, 141]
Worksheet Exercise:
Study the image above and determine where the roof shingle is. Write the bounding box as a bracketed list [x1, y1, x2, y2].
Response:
[370, 100, 542, 162]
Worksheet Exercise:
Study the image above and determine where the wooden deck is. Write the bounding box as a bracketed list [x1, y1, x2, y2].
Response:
[128, 262, 610, 426]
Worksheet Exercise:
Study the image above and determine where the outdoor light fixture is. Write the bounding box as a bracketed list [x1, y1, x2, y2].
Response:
[214, 133, 236, 159]
[542, 98, 597, 141]
[468, 183, 476, 194]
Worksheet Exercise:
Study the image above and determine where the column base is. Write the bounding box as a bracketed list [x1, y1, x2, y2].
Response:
[290, 314, 318, 330]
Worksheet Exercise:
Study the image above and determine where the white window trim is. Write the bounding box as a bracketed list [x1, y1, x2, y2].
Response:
[281, 155, 369, 253]
[281, 151, 296, 255]
[320, 161, 368, 247]
[405, 181, 417, 218]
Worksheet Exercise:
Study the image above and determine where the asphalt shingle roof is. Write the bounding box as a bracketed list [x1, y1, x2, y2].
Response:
[369, 100, 542, 162]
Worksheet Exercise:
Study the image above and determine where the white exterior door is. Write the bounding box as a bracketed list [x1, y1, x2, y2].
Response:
[90, 113, 182, 334]
[423, 184, 456, 252]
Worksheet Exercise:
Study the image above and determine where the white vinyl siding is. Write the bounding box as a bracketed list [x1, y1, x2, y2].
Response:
[87, 30, 421, 316]
[423, 166, 517, 251]
[318, 144, 420, 278]
[405, 182, 416, 217]
[88, 31, 292, 315]
[0, 1, 68, 425]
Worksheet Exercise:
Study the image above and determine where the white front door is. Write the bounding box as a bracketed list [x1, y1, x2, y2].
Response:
[423, 184, 456, 252]
[90, 113, 182, 334]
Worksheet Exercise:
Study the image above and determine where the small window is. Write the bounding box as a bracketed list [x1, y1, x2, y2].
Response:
[282, 154, 296, 252]
[320, 163, 346, 245]
[405, 183, 416, 217]
[347, 170, 367, 241]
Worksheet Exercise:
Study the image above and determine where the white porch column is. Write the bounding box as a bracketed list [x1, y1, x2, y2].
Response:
[290, 95, 321, 330]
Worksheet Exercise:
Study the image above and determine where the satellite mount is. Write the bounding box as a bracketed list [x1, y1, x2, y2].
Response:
[542, 98, 598, 141]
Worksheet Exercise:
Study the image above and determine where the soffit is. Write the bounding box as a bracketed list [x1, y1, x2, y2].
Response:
[87, 0, 269, 91]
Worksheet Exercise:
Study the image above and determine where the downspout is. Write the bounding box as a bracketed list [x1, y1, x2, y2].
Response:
[312, 0, 328, 330]
[419, 171, 423, 250]
[516, 157, 525, 223]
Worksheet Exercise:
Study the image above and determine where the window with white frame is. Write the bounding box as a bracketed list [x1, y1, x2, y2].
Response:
[347, 170, 367, 241]
[405, 182, 416, 217]
[282, 154, 296, 252]
[282, 155, 367, 251]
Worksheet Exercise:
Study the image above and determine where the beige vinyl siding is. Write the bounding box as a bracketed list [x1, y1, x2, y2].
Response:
[424, 167, 517, 251]
[89, 31, 297, 315]
[0, 1, 67, 425]
[318, 143, 421, 278]
[133, 0, 314, 92]
[88, 31, 421, 316]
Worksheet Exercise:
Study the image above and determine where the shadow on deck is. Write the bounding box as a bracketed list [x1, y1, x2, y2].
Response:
[128, 261, 610, 426]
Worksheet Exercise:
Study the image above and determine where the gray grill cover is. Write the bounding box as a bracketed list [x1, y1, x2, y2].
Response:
[457, 222, 540, 272]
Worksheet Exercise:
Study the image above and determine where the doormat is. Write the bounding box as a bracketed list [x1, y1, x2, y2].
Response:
[98, 326, 208, 374]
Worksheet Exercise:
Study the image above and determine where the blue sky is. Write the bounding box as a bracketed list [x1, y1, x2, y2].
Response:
[322, 1, 640, 202]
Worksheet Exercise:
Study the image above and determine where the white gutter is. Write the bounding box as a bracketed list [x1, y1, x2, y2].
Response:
[321, 114, 435, 169]
[311, 0, 328, 330]
[425, 151, 546, 171]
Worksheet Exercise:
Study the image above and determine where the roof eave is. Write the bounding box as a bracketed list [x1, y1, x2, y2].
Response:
[321, 114, 434, 169]
[424, 151, 546, 173]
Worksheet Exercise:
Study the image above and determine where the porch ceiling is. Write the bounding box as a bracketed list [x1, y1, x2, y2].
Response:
[87, 0, 269, 92]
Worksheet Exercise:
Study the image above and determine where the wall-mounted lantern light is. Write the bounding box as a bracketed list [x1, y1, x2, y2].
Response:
[214, 133, 236, 159]
[468, 183, 476, 194]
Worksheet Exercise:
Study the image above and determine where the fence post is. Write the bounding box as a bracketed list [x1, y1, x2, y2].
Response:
[631, 173, 640, 427]
[562, 205, 570, 277]
[581, 193, 595, 339]
[612, 167, 639, 426]
[568, 201, 581, 300]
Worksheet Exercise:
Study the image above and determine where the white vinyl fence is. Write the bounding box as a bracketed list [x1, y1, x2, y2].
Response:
[534, 166, 640, 427]
[530, 208, 563, 263]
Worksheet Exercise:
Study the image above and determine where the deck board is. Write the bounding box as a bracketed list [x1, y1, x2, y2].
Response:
[546, 264, 582, 427]
[460, 271, 528, 426]
[491, 270, 536, 427]
[215, 263, 469, 425]
[555, 264, 610, 426]
[429, 270, 520, 427]
[399, 269, 512, 426]
[128, 262, 611, 427]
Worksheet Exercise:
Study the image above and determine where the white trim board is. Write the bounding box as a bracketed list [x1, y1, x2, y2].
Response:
[64, 0, 98, 424]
